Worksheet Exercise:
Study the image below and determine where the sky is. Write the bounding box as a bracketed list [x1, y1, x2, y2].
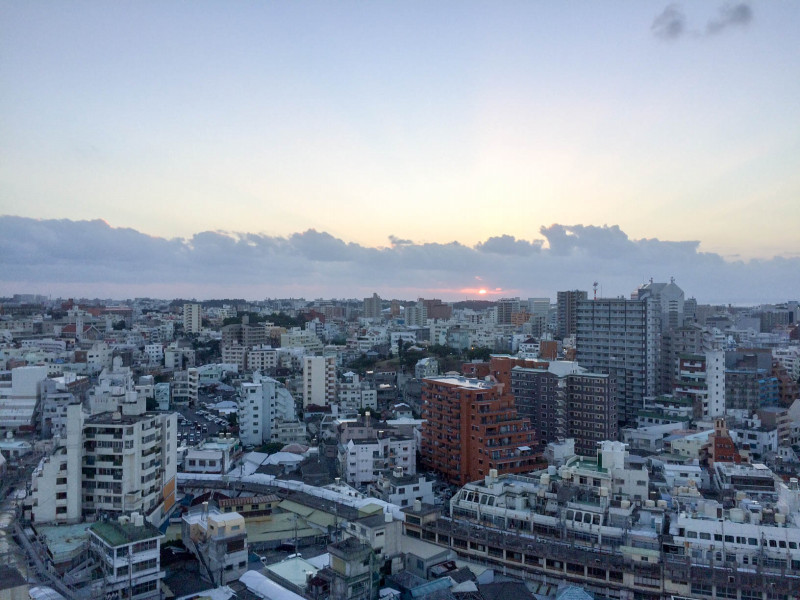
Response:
[1, 2, 799, 303]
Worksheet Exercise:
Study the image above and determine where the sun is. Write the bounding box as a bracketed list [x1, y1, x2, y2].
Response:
[478, 289, 488, 295]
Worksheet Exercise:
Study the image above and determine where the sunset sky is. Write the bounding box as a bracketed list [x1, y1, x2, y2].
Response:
[1, 2, 798, 302]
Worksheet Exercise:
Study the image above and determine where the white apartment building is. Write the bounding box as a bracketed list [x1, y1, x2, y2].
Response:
[164, 343, 195, 370]
[237, 373, 297, 446]
[303, 355, 336, 408]
[183, 303, 202, 334]
[87, 341, 113, 374]
[154, 383, 170, 411]
[281, 328, 324, 353]
[674, 350, 725, 419]
[338, 435, 416, 486]
[0, 364, 48, 430]
[429, 320, 450, 346]
[143, 343, 164, 365]
[89, 515, 164, 600]
[368, 468, 435, 508]
[414, 357, 439, 380]
[81, 410, 178, 522]
[390, 330, 417, 353]
[336, 372, 377, 412]
[404, 303, 427, 327]
[172, 368, 199, 405]
[774, 346, 800, 381]
[270, 418, 308, 446]
[30, 403, 84, 524]
[28, 406, 178, 526]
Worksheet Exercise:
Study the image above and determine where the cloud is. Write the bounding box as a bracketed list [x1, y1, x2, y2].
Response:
[389, 235, 413, 247]
[476, 235, 542, 256]
[706, 3, 753, 35]
[0, 216, 796, 304]
[652, 4, 687, 40]
[652, 3, 753, 40]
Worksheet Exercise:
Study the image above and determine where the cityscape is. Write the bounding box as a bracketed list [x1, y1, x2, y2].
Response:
[2, 2, 800, 600]
[0, 289, 798, 600]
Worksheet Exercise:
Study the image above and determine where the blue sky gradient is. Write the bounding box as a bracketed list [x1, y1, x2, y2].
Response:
[1, 2, 798, 299]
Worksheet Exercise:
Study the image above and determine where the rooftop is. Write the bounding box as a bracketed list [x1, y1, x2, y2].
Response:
[37, 522, 94, 560]
[90, 519, 162, 547]
[423, 376, 495, 390]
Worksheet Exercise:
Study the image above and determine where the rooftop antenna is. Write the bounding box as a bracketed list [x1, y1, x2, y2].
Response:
[593, 282, 599, 301]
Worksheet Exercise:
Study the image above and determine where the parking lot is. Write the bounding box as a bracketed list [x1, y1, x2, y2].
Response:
[176, 401, 233, 446]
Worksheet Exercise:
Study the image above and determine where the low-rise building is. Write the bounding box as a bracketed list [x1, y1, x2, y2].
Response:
[182, 505, 248, 586]
[89, 514, 164, 600]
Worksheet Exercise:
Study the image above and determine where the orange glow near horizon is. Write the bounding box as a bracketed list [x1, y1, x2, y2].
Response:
[458, 287, 507, 297]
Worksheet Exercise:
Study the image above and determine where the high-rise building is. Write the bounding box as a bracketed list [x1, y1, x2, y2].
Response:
[724, 350, 779, 412]
[634, 279, 685, 332]
[528, 297, 551, 318]
[404, 302, 428, 327]
[575, 297, 658, 426]
[511, 364, 616, 456]
[363, 293, 382, 320]
[302, 354, 337, 408]
[673, 350, 725, 419]
[238, 373, 296, 446]
[566, 373, 617, 457]
[182, 303, 202, 334]
[659, 322, 719, 395]
[496, 297, 521, 325]
[27, 406, 178, 525]
[419, 298, 452, 320]
[421, 375, 538, 485]
[557, 290, 588, 338]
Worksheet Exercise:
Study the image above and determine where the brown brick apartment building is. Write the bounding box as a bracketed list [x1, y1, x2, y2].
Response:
[421, 375, 541, 486]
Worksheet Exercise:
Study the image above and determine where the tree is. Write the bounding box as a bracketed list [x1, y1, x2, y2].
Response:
[466, 346, 492, 361]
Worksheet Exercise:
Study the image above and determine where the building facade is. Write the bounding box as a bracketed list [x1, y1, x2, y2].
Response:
[421, 376, 539, 486]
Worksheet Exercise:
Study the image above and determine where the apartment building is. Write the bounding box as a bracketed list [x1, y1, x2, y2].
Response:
[246, 345, 278, 372]
[659, 322, 719, 394]
[338, 434, 416, 486]
[29, 402, 84, 524]
[171, 367, 199, 405]
[183, 303, 202, 334]
[0, 364, 48, 430]
[89, 515, 164, 600]
[575, 297, 658, 426]
[673, 350, 725, 419]
[237, 373, 296, 446]
[421, 376, 538, 486]
[182, 505, 248, 586]
[557, 290, 587, 338]
[303, 354, 337, 408]
[566, 372, 617, 457]
[363, 293, 382, 320]
[81, 410, 178, 521]
[511, 364, 616, 456]
[337, 372, 377, 412]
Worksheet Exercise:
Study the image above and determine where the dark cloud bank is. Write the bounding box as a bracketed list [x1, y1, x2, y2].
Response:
[0, 216, 795, 304]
